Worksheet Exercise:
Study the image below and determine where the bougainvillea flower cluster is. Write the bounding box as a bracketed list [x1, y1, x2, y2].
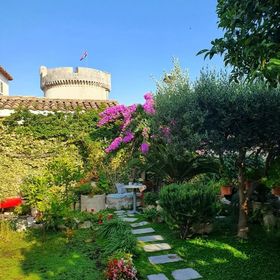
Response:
[142, 92, 156, 115]
[98, 92, 156, 155]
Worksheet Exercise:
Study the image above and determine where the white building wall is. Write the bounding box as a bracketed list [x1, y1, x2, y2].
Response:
[0, 74, 9, 96]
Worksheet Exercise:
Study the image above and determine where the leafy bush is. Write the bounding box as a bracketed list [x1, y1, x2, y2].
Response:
[21, 175, 50, 209]
[98, 219, 137, 257]
[106, 254, 137, 280]
[144, 192, 159, 206]
[74, 183, 93, 195]
[159, 182, 219, 239]
[143, 207, 160, 222]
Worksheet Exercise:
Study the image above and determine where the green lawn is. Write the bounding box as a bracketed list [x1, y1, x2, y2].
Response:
[0, 228, 102, 280]
[1, 217, 279, 280]
[134, 216, 280, 280]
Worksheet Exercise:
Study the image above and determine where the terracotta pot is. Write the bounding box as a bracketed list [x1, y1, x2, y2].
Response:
[271, 187, 280, 196]
[220, 186, 232, 196]
[245, 180, 252, 189]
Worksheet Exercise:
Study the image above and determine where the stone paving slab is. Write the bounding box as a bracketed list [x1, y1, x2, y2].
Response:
[127, 213, 136, 217]
[137, 235, 164, 242]
[130, 221, 149, 228]
[148, 254, 182, 264]
[147, 273, 169, 280]
[114, 210, 126, 214]
[131, 228, 155, 235]
[172, 268, 202, 280]
[121, 217, 138, 222]
[143, 243, 171, 252]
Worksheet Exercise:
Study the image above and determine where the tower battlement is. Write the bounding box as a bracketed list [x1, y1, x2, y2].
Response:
[40, 66, 111, 100]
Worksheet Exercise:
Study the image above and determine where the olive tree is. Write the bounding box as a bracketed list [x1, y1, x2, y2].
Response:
[188, 72, 280, 238]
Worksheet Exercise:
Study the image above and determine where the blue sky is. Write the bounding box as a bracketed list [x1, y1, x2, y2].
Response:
[0, 0, 224, 105]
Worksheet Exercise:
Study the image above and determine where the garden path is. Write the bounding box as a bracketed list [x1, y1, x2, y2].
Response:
[115, 210, 202, 280]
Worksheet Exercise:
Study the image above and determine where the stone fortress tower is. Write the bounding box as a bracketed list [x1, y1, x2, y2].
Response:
[40, 66, 111, 100]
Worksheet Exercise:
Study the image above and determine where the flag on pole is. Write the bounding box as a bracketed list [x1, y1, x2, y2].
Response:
[80, 51, 88, 61]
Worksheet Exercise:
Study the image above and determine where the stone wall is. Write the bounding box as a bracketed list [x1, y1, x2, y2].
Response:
[40, 66, 111, 100]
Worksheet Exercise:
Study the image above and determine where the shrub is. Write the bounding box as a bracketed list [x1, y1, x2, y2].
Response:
[143, 207, 160, 222]
[143, 192, 159, 206]
[106, 254, 137, 280]
[74, 183, 93, 195]
[98, 219, 137, 257]
[159, 182, 219, 239]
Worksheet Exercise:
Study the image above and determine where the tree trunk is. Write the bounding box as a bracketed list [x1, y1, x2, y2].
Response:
[237, 148, 249, 239]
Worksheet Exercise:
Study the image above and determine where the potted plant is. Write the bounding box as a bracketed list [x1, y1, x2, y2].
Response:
[219, 178, 232, 196]
[262, 158, 280, 197]
[78, 173, 110, 212]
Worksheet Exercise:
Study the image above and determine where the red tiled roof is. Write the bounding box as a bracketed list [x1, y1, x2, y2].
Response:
[0, 96, 118, 112]
[0, 66, 13, 81]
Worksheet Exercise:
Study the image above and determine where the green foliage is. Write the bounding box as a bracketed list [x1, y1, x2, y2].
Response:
[262, 158, 280, 188]
[20, 175, 50, 209]
[146, 144, 220, 184]
[159, 183, 219, 239]
[3, 108, 100, 140]
[143, 207, 160, 222]
[143, 192, 159, 206]
[199, 0, 280, 86]
[97, 219, 137, 257]
[96, 172, 111, 194]
[0, 120, 85, 199]
[74, 183, 93, 195]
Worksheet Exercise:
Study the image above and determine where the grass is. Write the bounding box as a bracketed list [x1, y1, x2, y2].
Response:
[1, 215, 279, 280]
[134, 215, 280, 280]
[0, 225, 102, 280]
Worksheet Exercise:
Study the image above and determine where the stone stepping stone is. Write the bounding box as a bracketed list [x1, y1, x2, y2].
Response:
[127, 213, 136, 217]
[143, 243, 171, 252]
[137, 235, 164, 242]
[131, 228, 155, 235]
[147, 274, 169, 280]
[114, 210, 126, 214]
[172, 268, 202, 280]
[121, 217, 138, 222]
[148, 254, 182, 265]
[130, 221, 149, 228]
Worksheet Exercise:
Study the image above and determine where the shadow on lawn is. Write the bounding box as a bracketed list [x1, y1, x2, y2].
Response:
[135, 220, 280, 280]
[20, 229, 102, 280]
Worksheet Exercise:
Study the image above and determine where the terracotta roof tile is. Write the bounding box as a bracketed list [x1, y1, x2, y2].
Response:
[0, 96, 118, 112]
[0, 66, 13, 81]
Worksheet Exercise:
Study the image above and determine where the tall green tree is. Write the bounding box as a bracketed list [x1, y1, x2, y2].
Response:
[198, 0, 280, 87]
[189, 72, 280, 238]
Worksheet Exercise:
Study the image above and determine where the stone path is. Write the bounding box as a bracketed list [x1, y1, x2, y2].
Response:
[121, 210, 202, 279]
[148, 274, 169, 280]
[131, 221, 149, 228]
[172, 268, 202, 280]
[121, 217, 138, 222]
[132, 228, 155, 234]
[137, 235, 164, 242]
[143, 243, 171, 252]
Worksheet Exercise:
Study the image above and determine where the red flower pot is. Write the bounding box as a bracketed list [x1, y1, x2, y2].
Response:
[0, 197, 22, 209]
[272, 187, 280, 196]
[220, 186, 232, 196]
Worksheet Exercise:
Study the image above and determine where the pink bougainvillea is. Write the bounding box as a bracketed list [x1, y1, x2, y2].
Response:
[142, 92, 156, 115]
[105, 136, 123, 153]
[123, 131, 134, 143]
[140, 143, 150, 154]
[99, 93, 156, 154]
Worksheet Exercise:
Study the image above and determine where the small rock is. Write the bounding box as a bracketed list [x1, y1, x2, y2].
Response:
[78, 221, 92, 229]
